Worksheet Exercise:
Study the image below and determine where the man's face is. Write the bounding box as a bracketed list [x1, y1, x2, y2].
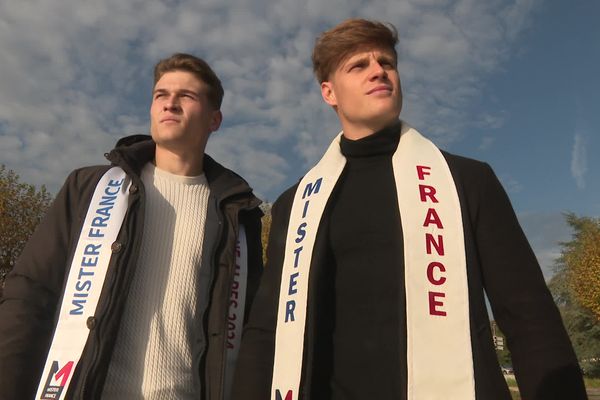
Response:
[150, 70, 221, 153]
[320, 48, 402, 138]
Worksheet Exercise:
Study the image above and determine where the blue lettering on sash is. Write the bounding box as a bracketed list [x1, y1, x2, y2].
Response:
[288, 272, 299, 295]
[295, 223, 306, 243]
[293, 246, 303, 268]
[84, 244, 101, 255]
[69, 176, 124, 316]
[283, 177, 324, 325]
[81, 257, 97, 267]
[92, 216, 109, 227]
[302, 200, 310, 218]
[96, 206, 113, 218]
[285, 300, 296, 322]
[302, 178, 322, 199]
[108, 178, 124, 187]
[78, 269, 94, 279]
[75, 280, 92, 292]
[99, 195, 117, 206]
[89, 228, 104, 237]
[104, 179, 123, 196]
[70, 299, 86, 315]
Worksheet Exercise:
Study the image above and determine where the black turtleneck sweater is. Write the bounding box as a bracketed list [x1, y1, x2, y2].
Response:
[316, 123, 407, 399]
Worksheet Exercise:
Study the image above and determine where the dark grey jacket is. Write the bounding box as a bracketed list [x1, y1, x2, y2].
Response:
[0, 135, 263, 400]
[233, 149, 586, 400]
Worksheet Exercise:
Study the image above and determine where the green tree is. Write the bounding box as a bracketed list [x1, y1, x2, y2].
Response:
[549, 213, 600, 377]
[559, 214, 600, 319]
[0, 165, 52, 295]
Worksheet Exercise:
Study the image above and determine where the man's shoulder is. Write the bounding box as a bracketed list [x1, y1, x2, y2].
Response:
[272, 183, 300, 213]
[437, 150, 508, 206]
[440, 150, 495, 183]
[441, 150, 490, 171]
[58, 165, 114, 200]
[67, 164, 113, 183]
[203, 154, 262, 207]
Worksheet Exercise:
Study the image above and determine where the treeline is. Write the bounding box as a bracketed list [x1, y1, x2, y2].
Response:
[0, 165, 52, 297]
[548, 213, 600, 377]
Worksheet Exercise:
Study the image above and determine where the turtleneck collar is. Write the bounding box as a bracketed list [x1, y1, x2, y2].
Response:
[340, 120, 402, 158]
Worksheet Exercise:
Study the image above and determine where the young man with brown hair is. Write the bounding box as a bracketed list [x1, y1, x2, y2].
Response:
[233, 19, 585, 399]
[0, 53, 263, 400]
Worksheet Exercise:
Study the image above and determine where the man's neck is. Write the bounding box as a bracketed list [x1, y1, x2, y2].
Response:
[154, 146, 204, 176]
[340, 118, 401, 141]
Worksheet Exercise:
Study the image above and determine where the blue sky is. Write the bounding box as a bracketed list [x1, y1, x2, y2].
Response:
[0, 0, 597, 279]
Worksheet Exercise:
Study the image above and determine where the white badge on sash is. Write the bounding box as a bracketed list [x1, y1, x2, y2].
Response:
[224, 225, 248, 400]
[36, 167, 130, 400]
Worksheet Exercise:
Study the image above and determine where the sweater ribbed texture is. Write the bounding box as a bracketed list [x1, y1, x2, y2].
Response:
[102, 163, 210, 400]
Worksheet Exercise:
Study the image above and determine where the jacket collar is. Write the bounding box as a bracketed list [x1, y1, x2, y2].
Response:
[107, 134, 260, 207]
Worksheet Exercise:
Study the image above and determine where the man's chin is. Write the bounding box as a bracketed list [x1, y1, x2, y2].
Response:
[367, 111, 401, 130]
[151, 129, 184, 143]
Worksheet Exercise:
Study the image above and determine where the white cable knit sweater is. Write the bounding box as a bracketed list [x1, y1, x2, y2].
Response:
[102, 163, 210, 400]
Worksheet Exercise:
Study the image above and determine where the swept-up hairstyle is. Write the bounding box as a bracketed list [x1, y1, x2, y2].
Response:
[153, 53, 224, 109]
[312, 19, 398, 83]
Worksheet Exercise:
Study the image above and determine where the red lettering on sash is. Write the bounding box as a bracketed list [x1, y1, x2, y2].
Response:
[54, 361, 74, 387]
[418, 184, 438, 203]
[428, 291, 446, 316]
[423, 208, 443, 229]
[276, 389, 294, 400]
[427, 262, 447, 285]
[425, 233, 444, 256]
[416, 165, 431, 180]
[416, 165, 450, 319]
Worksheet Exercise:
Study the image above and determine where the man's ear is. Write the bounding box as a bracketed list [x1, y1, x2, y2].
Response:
[209, 110, 223, 132]
[320, 81, 337, 107]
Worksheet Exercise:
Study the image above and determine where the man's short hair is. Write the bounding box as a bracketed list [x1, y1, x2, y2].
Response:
[154, 53, 224, 109]
[312, 19, 398, 83]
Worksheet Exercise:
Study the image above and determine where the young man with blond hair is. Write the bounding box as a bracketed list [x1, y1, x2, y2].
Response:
[0, 53, 263, 400]
[233, 19, 585, 400]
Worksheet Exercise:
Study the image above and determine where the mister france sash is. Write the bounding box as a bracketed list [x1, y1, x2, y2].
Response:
[35, 167, 250, 400]
[271, 123, 475, 399]
[36, 167, 131, 400]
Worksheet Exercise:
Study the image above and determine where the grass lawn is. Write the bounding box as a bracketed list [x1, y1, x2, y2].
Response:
[506, 376, 600, 399]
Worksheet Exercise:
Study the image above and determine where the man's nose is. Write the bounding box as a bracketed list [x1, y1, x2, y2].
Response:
[163, 95, 180, 110]
[369, 61, 388, 80]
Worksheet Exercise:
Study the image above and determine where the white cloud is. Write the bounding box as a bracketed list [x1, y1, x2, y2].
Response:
[499, 174, 523, 194]
[0, 0, 542, 200]
[479, 136, 496, 151]
[517, 212, 572, 280]
[571, 133, 587, 190]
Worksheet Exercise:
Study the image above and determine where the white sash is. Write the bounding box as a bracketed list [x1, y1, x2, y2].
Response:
[36, 167, 131, 400]
[36, 167, 251, 400]
[224, 225, 248, 400]
[271, 123, 474, 399]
